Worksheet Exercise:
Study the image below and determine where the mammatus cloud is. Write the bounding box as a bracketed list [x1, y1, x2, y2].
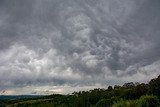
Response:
[0, 0, 160, 95]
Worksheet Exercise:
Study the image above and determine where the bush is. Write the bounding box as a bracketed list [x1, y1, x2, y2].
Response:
[112, 95, 160, 107]
[137, 95, 159, 107]
[95, 99, 112, 107]
[112, 100, 136, 107]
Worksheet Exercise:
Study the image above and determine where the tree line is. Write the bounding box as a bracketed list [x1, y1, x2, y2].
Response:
[1, 75, 160, 107]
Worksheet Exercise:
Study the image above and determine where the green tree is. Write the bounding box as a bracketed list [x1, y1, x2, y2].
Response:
[95, 99, 112, 107]
[137, 95, 159, 107]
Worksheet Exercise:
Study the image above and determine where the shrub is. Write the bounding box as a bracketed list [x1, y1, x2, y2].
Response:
[95, 99, 112, 107]
[137, 95, 159, 107]
[112, 100, 136, 107]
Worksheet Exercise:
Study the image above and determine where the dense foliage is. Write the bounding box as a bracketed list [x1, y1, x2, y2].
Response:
[1, 75, 160, 107]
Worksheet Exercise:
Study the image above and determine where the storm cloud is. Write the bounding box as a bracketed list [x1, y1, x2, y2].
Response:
[0, 0, 160, 95]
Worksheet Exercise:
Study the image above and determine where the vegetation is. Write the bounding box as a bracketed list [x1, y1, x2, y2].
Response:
[112, 95, 160, 107]
[1, 75, 160, 107]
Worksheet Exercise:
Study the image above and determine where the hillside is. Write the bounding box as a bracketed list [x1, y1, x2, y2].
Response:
[0, 75, 160, 107]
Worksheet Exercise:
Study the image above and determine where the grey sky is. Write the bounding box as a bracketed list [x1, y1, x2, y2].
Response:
[0, 0, 160, 95]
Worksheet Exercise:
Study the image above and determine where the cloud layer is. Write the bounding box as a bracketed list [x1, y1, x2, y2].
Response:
[0, 0, 160, 95]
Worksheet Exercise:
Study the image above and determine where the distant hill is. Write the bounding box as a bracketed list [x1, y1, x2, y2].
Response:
[0, 95, 42, 100]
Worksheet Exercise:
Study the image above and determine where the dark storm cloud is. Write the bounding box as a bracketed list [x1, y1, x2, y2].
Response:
[0, 0, 160, 94]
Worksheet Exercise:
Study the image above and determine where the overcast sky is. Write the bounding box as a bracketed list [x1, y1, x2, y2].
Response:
[0, 0, 160, 95]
